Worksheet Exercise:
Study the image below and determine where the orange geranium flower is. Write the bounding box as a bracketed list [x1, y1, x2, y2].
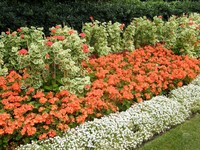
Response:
[144, 93, 151, 100]
[137, 98, 143, 103]
[38, 107, 45, 113]
[4, 127, 14, 134]
[47, 129, 56, 137]
[39, 97, 47, 104]
[27, 126, 37, 136]
[38, 133, 47, 140]
[48, 97, 58, 104]
[76, 114, 87, 124]
[46, 91, 54, 99]
[33, 91, 45, 98]
[26, 87, 35, 95]
[43, 125, 49, 130]
[0, 129, 4, 135]
[177, 81, 183, 87]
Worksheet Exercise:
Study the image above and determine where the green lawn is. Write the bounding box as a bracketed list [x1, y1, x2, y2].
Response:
[139, 113, 200, 150]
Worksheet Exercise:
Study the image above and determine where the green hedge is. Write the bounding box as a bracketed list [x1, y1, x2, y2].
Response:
[1, 0, 200, 34]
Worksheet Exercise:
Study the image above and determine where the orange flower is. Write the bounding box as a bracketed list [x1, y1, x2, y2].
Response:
[135, 93, 141, 98]
[0, 113, 11, 120]
[57, 90, 70, 97]
[0, 129, 4, 135]
[79, 32, 86, 38]
[58, 123, 65, 130]
[17, 28, 23, 32]
[46, 41, 53, 47]
[33, 91, 45, 98]
[82, 44, 90, 53]
[18, 49, 28, 55]
[188, 21, 194, 26]
[0, 77, 7, 87]
[51, 105, 58, 111]
[20, 34, 25, 39]
[23, 73, 30, 79]
[177, 81, 183, 87]
[84, 84, 91, 90]
[47, 129, 56, 137]
[46, 91, 54, 99]
[20, 127, 26, 136]
[68, 29, 75, 35]
[26, 87, 35, 95]
[27, 127, 37, 136]
[137, 98, 143, 103]
[0, 120, 5, 126]
[90, 16, 94, 20]
[4, 127, 14, 134]
[76, 115, 87, 124]
[51, 29, 56, 33]
[38, 133, 47, 140]
[48, 97, 58, 104]
[45, 116, 54, 125]
[120, 23, 125, 30]
[144, 93, 151, 100]
[96, 113, 102, 118]
[45, 54, 50, 59]
[39, 97, 47, 104]
[38, 107, 45, 113]
[55, 25, 60, 29]
[52, 35, 65, 41]
[43, 125, 49, 130]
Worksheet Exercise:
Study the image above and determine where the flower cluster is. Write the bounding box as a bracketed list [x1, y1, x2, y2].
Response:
[0, 71, 114, 149]
[17, 75, 200, 150]
[83, 44, 200, 110]
[81, 13, 200, 58]
[0, 25, 93, 95]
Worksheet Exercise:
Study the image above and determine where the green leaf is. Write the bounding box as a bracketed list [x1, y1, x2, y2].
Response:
[15, 134, 23, 141]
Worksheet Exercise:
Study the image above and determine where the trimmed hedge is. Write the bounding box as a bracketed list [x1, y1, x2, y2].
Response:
[1, 0, 200, 34]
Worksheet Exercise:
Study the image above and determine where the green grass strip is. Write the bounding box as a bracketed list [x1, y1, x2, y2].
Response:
[139, 113, 200, 150]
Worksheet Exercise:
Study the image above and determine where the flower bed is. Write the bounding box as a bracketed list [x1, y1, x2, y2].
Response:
[1, 13, 200, 149]
[1, 44, 200, 149]
[17, 75, 200, 150]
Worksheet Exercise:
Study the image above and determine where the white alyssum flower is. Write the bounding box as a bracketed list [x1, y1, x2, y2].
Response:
[169, 84, 200, 110]
[191, 74, 200, 86]
[17, 95, 192, 150]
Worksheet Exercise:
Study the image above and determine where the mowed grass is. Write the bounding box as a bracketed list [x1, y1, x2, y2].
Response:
[139, 113, 200, 150]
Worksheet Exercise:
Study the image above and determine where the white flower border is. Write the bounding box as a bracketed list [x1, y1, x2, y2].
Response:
[17, 75, 200, 150]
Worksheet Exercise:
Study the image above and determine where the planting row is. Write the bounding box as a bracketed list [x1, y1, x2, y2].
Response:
[82, 13, 200, 57]
[83, 44, 200, 109]
[1, 13, 200, 95]
[0, 44, 200, 149]
[17, 75, 200, 150]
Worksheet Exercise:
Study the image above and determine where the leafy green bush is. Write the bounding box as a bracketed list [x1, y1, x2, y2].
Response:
[81, 13, 200, 57]
[120, 13, 200, 57]
[0, 26, 92, 95]
[82, 20, 125, 56]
